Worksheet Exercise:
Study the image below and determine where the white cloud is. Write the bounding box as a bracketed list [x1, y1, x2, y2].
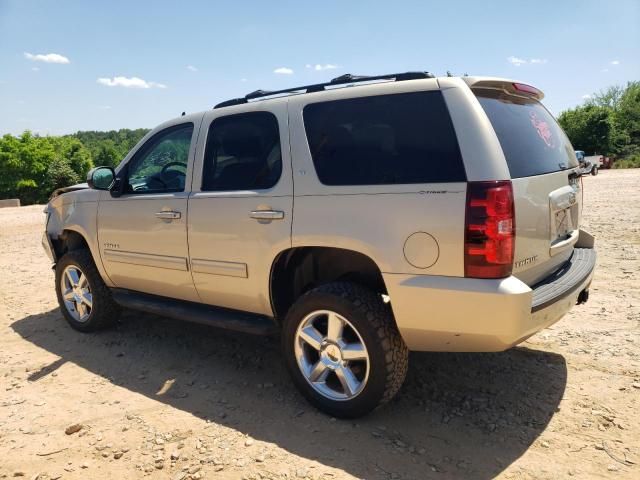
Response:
[602, 68, 609, 72]
[273, 67, 293, 75]
[582, 94, 592, 100]
[31, 67, 40, 72]
[24, 52, 70, 64]
[507, 56, 528, 66]
[611, 60, 620, 65]
[97, 105, 112, 110]
[508, 56, 548, 66]
[186, 65, 198, 72]
[306, 63, 339, 71]
[240, 78, 248, 82]
[97, 76, 167, 89]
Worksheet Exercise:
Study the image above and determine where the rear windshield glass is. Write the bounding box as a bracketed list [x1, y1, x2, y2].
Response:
[303, 91, 466, 185]
[475, 88, 578, 178]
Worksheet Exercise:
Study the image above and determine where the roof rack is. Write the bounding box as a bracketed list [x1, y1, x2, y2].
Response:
[213, 71, 435, 109]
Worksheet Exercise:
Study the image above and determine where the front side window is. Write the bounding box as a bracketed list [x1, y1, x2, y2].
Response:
[303, 91, 466, 186]
[126, 123, 193, 193]
[202, 112, 282, 191]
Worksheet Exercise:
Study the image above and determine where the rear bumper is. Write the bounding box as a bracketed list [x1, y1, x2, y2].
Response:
[385, 247, 596, 352]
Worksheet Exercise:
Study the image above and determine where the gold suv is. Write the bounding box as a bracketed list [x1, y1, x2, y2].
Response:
[43, 72, 597, 417]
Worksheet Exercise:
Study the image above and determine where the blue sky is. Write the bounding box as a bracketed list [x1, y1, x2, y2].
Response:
[1, 0, 638, 136]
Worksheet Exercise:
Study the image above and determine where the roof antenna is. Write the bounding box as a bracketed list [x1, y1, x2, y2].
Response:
[181, 111, 186, 116]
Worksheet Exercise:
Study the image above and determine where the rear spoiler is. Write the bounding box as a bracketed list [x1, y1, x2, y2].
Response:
[461, 76, 545, 101]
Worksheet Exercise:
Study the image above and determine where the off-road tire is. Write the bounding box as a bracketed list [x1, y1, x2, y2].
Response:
[55, 249, 120, 332]
[282, 281, 409, 418]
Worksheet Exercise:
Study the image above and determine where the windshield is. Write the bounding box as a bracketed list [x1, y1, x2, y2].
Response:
[475, 88, 578, 178]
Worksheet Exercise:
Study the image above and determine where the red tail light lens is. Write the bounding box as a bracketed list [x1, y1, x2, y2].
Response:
[512, 83, 542, 97]
[465, 181, 515, 278]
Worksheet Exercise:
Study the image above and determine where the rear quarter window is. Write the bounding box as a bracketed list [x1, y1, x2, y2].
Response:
[303, 91, 466, 186]
[475, 88, 578, 178]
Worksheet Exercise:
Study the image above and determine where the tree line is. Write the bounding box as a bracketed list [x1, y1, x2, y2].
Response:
[557, 81, 640, 168]
[1, 81, 639, 204]
[0, 128, 148, 204]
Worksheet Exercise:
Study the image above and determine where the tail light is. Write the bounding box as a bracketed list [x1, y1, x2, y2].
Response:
[512, 83, 542, 97]
[464, 181, 515, 278]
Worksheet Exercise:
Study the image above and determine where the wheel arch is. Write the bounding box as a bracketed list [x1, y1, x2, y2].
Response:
[269, 246, 388, 321]
[50, 227, 115, 287]
[51, 228, 91, 259]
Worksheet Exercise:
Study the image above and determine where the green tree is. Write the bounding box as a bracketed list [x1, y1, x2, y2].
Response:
[94, 140, 121, 168]
[558, 105, 613, 155]
[44, 156, 81, 194]
[588, 85, 625, 110]
[615, 81, 640, 157]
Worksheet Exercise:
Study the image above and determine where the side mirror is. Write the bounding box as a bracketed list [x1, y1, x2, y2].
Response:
[87, 166, 115, 190]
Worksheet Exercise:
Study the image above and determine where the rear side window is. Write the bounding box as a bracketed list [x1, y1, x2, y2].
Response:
[202, 112, 282, 191]
[303, 91, 466, 185]
[475, 88, 578, 178]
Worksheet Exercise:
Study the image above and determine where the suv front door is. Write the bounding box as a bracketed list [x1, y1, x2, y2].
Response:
[97, 119, 201, 302]
[188, 102, 292, 315]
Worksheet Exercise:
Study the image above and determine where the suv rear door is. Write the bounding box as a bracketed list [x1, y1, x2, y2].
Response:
[469, 80, 581, 285]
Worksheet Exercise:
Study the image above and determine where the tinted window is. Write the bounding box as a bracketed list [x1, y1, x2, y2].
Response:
[202, 112, 282, 191]
[475, 88, 578, 178]
[126, 123, 193, 193]
[303, 91, 465, 185]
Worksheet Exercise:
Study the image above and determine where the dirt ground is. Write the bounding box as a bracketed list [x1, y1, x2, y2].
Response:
[0, 169, 638, 480]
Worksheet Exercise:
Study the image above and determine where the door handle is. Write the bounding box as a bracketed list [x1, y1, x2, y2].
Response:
[155, 211, 181, 220]
[249, 210, 285, 220]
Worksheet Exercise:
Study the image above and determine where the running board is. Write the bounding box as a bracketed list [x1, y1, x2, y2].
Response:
[111, 288, 277, 336]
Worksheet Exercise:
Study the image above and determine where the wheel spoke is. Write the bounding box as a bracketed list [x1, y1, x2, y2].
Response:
[66, 268, 79, 286]
[77, 302, 87, 318]
[298, 326, 323, 351]
[335, 365, 360, 397]
[308, 361, 330, 383]
[82, 292, 93, 308]
[63, 289, 75, 301]
[79, 274, 89, 289]
[326, 312, 344, 342]
[342, 342, 367, 361]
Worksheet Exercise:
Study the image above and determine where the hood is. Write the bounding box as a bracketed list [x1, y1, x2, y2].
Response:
[50, 182, 89, 200]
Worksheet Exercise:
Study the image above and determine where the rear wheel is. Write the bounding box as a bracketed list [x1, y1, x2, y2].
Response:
[55, 249, 120, 332]
[282, 282, 408, 418]
[591, 166, 599, 176]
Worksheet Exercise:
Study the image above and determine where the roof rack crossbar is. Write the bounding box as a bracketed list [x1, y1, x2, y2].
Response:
[213, 71, 434, 109]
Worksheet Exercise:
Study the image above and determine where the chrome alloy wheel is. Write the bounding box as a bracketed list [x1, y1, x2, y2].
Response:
[61, 265, 92, 322]
[294, 310, 370, 401]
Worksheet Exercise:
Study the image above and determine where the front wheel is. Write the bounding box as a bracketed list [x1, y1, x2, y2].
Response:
[591, 166, 599, 176]
[55, 249, 120, 332]
[282, 282, 408, 418]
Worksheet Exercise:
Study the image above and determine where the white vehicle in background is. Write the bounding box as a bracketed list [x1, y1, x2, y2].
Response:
[575, 151, 601, 176]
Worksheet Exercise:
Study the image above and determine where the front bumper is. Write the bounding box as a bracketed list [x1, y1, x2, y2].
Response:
[384, 247, 596, 352]
[42, 231, 56, 263]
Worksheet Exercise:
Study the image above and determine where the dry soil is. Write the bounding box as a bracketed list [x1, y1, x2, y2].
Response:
[0, 169, 638, 480]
